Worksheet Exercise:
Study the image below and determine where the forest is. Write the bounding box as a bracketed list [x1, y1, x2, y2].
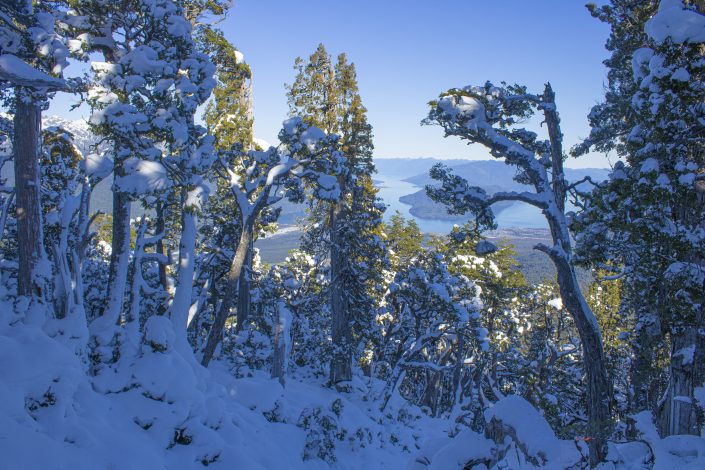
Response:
[0, 0, 704, 468]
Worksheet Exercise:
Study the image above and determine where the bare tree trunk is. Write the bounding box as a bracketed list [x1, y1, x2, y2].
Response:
[155, 200, 168, 292]
[236, 238, 253, 331]
[542, 84, 611, 466]
[329, 200, 352, 385]
[551, 254, 612, 464]
[13, 94, 47, 300]
[659, 328, 699, 436]
[201, 219, 253, 367]
[272, 302, 291, 386]
[104, 188, 131, 324]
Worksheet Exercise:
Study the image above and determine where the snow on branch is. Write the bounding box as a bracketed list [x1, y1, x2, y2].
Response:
[0, 54, 67, 90]
[425, 81, 571, 236]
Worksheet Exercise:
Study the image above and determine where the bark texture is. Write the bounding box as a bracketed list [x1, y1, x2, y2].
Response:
[13, 95, 46, 299]
[201, 219, 253, 366]
[329, 199, 352, 385]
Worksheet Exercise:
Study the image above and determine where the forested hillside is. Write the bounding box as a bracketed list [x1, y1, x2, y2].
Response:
[1, 1, 705, 469]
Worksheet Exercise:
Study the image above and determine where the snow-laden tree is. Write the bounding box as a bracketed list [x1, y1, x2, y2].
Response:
[199, 117, 345, 366]
[1, 0, 69, 303]
[573, 0, 705, 437]
[572, 0, 665, 423]
[77, 0, 215, 369]
[199, 30, 263, 338]
[424, 81, 611, 464]
[379, 248, 485, 418]
[288, 45, 388, 386]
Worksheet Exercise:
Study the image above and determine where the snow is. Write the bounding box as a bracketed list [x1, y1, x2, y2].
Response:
[665, 261, 705, 285]
[412, 430, 494, 469]
[115, 158, 170, 195]
[632, 48, 655, 80]
[300, 126, 326, 150]
[253, 137, 270, 150]
[627, 411, 705, 470]
[282, 117, 303, 135]
[640, 158, 660, 174]
[0, 54, 66, 89]
[548, 297, 563, 310]
[81, 152, 114, 180]
[671, 67, 690, 81]
[676, 345, 695, 365]
[484, 395, 564, 464]
[645, 0, 705, 44]
[438, 95, 486, 130]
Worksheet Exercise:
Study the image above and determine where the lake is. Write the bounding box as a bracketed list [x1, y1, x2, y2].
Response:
[376, 173, 548, 233]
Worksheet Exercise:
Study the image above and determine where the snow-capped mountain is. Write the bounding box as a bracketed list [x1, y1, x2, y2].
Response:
[43, 115, 98, 156]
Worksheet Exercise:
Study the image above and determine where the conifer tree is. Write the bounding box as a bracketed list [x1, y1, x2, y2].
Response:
[574, 0, 705, 436]
[1, 0, 69, 302]
[200, 27, 260, 336]
[287, 44, 387, 386]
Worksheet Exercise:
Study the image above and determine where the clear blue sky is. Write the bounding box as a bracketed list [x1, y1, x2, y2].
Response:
[50, 0, 614, 168]
[221, 0, 613, 168]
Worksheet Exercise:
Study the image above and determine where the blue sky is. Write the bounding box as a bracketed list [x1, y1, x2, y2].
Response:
[222, 0, 614, 168]
[52, 0, 615, 168]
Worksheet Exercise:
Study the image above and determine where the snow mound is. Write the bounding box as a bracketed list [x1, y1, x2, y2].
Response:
[646, 0, 705, 44]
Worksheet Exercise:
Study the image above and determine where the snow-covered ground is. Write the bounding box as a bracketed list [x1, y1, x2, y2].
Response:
[2, 311, 704, 469]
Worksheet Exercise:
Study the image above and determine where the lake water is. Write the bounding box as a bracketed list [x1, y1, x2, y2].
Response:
[376, 174, 548, 233]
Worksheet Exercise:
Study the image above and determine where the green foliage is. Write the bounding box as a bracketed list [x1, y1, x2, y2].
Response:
[384, 212, 423, 270]
[287, 43, 388, 376]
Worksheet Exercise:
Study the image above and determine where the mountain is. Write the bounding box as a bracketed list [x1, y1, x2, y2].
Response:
[403, 159, 610, 189]
[398, 184, 512, 222]
[43, 115, 97, 156]
[374, 157, 468, 178]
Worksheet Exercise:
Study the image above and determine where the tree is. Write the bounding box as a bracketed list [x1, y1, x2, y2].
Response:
[287, 45, 386, 386]
[574, 0, 705, 437]
[384, 212, 424, 271]
[200, 27, 260, 336]
[1, 0, 69, 302]
[379, 247, 485, 417]
[424, 82, 611, 465]
[199, 118, 344, 366]
[76, 0, 215, 365]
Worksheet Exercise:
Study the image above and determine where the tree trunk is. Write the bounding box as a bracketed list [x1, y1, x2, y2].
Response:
[329, 200, 352, 385]
[13, 94, 47, 300]
[201, 219, 253, 367]
[629, 313, 661, 416]
[422, 369, 441, 417]
[104, 188, 131, 325]
[660, 329, 699, 436]
[552, 254, 612, 465]
[541, 85, 611, 466]
[236, 237, 253, 331]
[155, 200, 168, 292]
[170, 191, 197, 341]
[271, 301, 292, 386]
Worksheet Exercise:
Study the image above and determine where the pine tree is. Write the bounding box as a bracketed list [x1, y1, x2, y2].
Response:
[199, 118, 345, 366]
[385, 212, 424, 271]
[287, 44, 387, 386]
[1, 0, 69, 302]
[199, 27, 261, 339]
[574, 0, 705, 436]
